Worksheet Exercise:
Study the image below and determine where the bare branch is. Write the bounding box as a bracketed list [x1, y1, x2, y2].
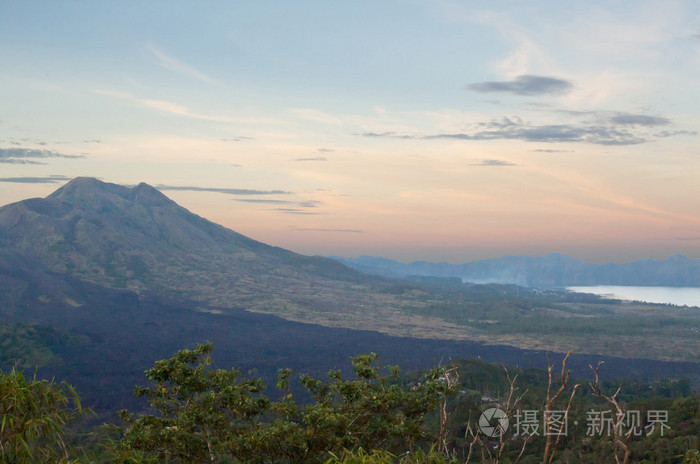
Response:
[589, 362, 631, 464]
[541, 350, 573, 464]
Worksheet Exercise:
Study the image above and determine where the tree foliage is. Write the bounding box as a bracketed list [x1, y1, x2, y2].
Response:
[113, 344, 456, 463]
[0, 367, 89, 463]
[2, 343, 697, 463]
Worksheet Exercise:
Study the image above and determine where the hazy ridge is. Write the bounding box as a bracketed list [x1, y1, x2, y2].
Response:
[332, 253, 700, 288]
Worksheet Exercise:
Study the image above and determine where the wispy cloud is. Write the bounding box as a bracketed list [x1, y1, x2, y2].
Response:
[608, 114, 670, 126]
[427, 125, 645, 145]
[294, 157, 327, 162]
[298, 200, 321, 208]
[221, 136, 255, 142]
[0, 148, 84, 161]
[147, 42, 225, 87]
[0, 148, 83, 166]
[362, 126, 644, 145]
[551, 109, 674, 128]
[235, 199, 294, 205]
[157, 185, 291, 195]
[235, 199, 321, 209]
[470, 159, 517, 166]
[94, 90, 239, 123]
[360, 131, 413, 140]
[360, 112, 686, 146]
[532, 149, 572, 153]
[0, 159, 46, 165]
[468, 75, 573, 96]
[0, 175, 71, 184]
[288, 108, 342, 125]
[290, 227, 363, 233]
[655, 130, 697, 138]
[272, 208, 322, 215]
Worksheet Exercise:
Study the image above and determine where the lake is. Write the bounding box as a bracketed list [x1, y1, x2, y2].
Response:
[567, 285, 700, 308]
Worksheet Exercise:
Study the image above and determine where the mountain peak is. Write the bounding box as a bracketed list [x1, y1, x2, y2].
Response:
[67, 176, 103, 186]
[130, 182, 174, 207]
[48, 177, 129, 201]
[46, 177, 173, 207]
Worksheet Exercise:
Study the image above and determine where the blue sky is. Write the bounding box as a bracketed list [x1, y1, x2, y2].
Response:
[2, 0, 700, 263]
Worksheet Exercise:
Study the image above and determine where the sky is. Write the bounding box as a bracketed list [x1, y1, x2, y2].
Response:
[1, 0, 700, 264]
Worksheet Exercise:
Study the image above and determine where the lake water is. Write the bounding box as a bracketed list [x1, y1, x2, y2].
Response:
[567, 285, 700, 308]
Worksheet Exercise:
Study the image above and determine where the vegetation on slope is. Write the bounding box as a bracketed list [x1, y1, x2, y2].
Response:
[2, 344, 697, 463]
[0, 323, 83, 369]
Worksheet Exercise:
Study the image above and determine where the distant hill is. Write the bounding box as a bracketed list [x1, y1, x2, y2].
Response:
[332, 253, 700, 288]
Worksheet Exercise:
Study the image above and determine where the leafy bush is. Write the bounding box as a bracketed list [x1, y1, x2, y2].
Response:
[0, 367, 90, 463]
[112, 344, 456, 463]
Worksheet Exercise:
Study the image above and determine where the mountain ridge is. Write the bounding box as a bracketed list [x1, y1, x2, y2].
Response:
[332, 253, 700, 288]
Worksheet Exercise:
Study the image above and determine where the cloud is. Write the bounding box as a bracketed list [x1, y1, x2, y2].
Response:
[236, 199, 322, 210]
[553, 108, 595, 117]
[290, 227, 363, 233]
[360, 131, 414, 139]
[426, 125, 646, 145]
[655, 130, 697, 138]
[156, 185, 291, 195]
[532, 149, 572, 153]
[221, 136, 255, 142]
[359, 112, 685, 146]
[470, 159, 517, 166]
[235, 199, 294, 205]
[317, 148, 334, 153]
[294, 157, 327, 162]
[0, 159, 46, 165]
[94, 90, 240, 123]
[468, 75, 573, 96]
[146, 43, 225, 87]
[555, 109, 672, 127]
[609, 114, 670, 126]
[288, 108, 342, 125]
[477, 116, 522, 128]
[297, 200, 321, 208]
[0, 148, 84, 160]
[272, 208, 321, 215]
[0, 175, 71, 184]
[362, 125, 646, 145]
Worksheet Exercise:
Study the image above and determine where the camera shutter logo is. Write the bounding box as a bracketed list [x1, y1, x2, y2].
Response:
[479, 408, 509, 437]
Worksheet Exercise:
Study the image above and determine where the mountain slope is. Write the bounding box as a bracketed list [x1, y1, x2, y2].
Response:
[4, 256, 693, 415]
[1, 177, 362, 290]
[333, 253, 700, 288]
[1, 178, 697, 365]
[0, 178, 461, 337]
